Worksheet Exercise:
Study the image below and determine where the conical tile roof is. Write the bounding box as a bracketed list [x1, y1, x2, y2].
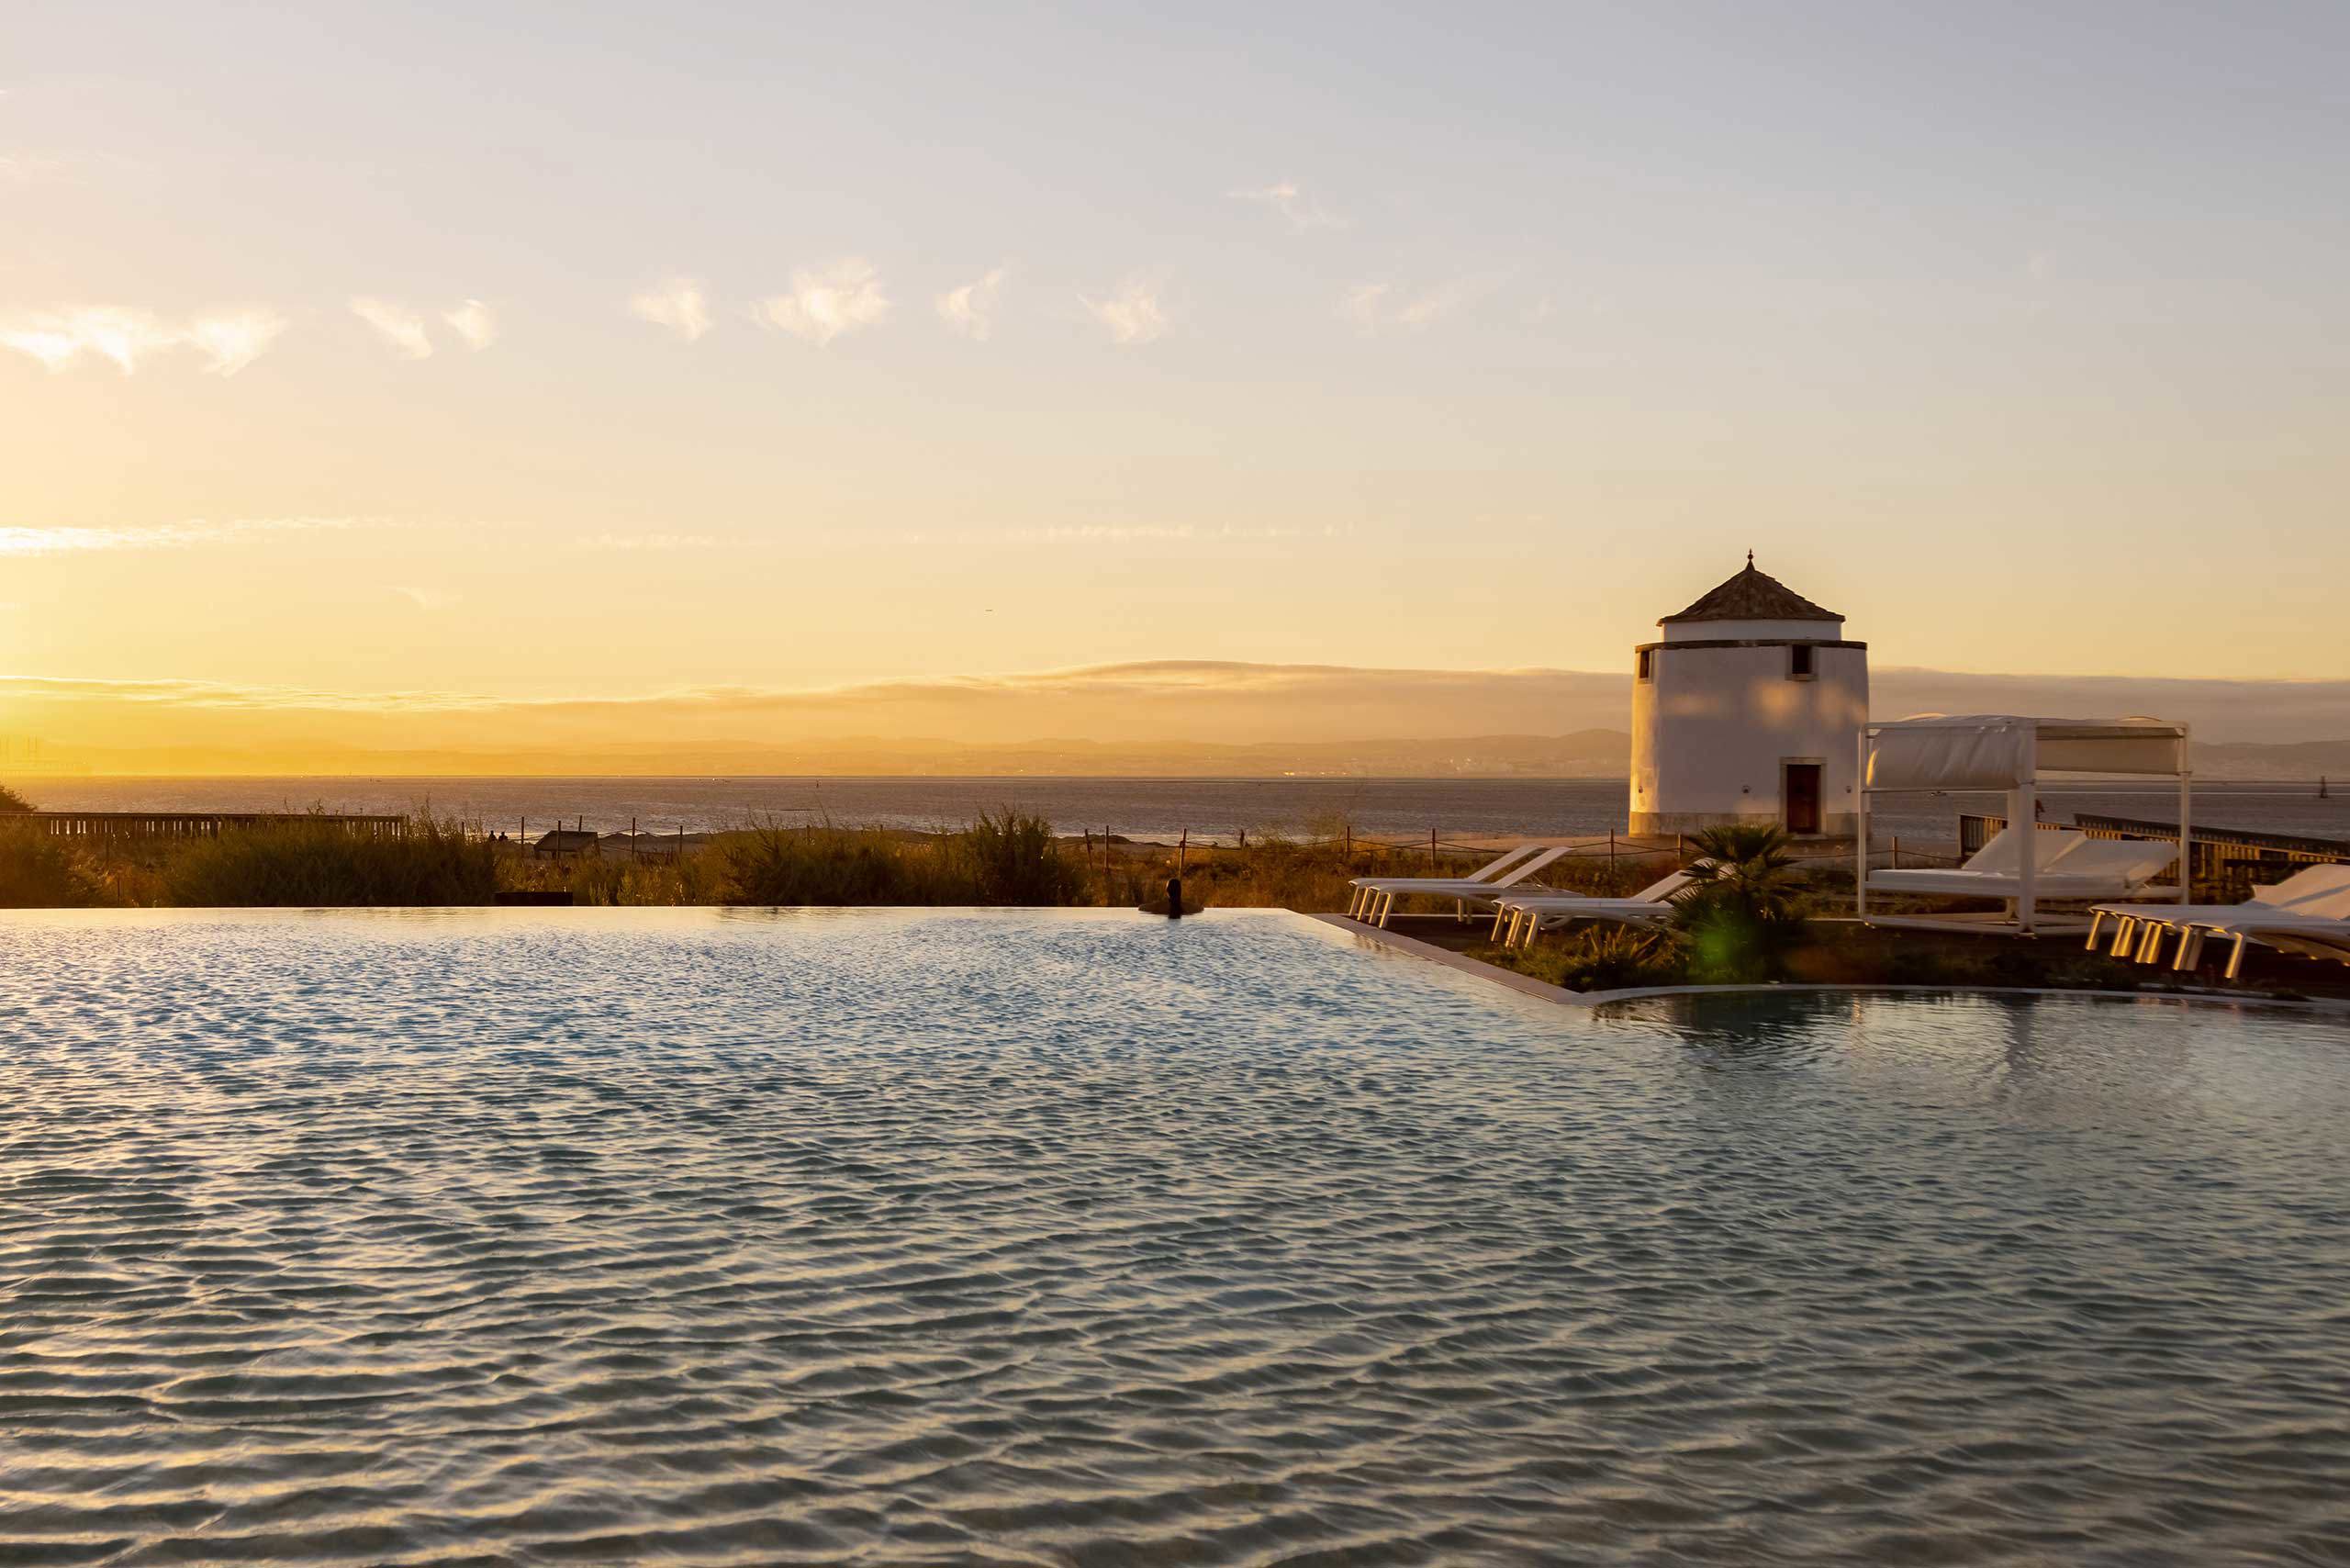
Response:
[1661, 555, 1841, 626]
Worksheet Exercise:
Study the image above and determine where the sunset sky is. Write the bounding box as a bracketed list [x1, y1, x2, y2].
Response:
[6, 2, 2346, 766]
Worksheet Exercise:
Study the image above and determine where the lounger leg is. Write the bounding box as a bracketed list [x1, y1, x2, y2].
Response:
[2085, 910, 2107, 950]
[1490, 906, 1508, 941]
[2225, 934, 2248, 982]
[1377, 891, 1393, 929]
[2136, 921, 2166, 965]
[2174, 927, 2204, 972]
[2110, 917, 2137, 958]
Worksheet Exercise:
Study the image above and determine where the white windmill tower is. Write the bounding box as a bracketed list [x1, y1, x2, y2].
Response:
[1628, 554, 1869, 838]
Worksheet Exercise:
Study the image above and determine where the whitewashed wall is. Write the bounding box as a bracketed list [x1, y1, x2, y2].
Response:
[1628, 642, 1869, 836]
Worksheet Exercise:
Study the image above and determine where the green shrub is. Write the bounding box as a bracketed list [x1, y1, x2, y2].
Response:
[0, 782, 35, 813]
[0, 823, 117, 907]
[1673, 823, 1804, 982]
[719, 812, 1092, 906]
[958, 810, 1091, 904]
[718, 823, 960, 904]
[162, 818, 496, 906]
[561, 850, 731, 906]
[1503, 924, 1689, 991]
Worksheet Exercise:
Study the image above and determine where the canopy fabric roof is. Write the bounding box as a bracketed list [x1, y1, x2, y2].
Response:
[1659, 559, 1841, 625]
[1865, 714, 2188, 790]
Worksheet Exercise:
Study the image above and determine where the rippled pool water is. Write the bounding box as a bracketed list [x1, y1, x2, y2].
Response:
[3, 909, 2347, 1566]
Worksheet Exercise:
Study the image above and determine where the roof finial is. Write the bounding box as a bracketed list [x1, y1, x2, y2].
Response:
[1746, 548, 1754, 569]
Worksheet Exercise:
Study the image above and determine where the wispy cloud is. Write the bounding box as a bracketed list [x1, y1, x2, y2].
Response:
[756, 259, 891, 345]
[1337, 283, 1390, 335]
[1001, 523, 1304, 543]
[935, 266, 1008, 342]
[631, 277, 711, 341]
[1228, 181, 1344, 231]
[350, 297, 434, 359]
[185, 309, 288, 375]
[1340, 274, 1497, 334]
[1081, 277, 1169, 346]
[575, 532, 727, 552]
[442, 298, 497, 351]
[1395, 277, 1482, 329]
[0, 152, 66, 185]
[0, 307, 175, 373]
[898, 522, 1328, 546]
[0, 515, 364, 556]
[0, 305, 286, 375]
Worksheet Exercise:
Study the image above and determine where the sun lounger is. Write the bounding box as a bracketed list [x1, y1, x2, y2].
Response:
[1863, 826, 2079, 898]
[1488, 867, 1700, 948]
[2087, 863, 2350, 965]
[2193, 914, 2350, 980]
[1867, 827, 2175, 902]
[1350, 846, 1574, 926]
[2090, 864, 2350, 974]
[1344, 842, 1550, 918]
[1344, 846, 1560, 921]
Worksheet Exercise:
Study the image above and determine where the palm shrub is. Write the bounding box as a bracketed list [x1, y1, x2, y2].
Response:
[1671, 823, 1804, 982]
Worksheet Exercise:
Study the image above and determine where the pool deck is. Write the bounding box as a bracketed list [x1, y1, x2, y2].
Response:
[1308, 912, 2350, 1017]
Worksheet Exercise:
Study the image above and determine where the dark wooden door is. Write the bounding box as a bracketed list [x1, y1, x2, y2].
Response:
[1785, 764, 1823, 835]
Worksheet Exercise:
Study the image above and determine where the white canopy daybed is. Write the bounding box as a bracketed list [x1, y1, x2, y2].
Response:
[1857, 715, 2190, 935]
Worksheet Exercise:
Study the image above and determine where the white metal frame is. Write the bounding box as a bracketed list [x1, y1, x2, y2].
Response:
[1856, 717, 2190, 936]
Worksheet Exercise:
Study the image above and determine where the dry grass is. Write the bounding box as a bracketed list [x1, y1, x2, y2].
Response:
[0, 804, 1674, 914]
[162, 819, 499, 906]
[0, 822, 118, 907]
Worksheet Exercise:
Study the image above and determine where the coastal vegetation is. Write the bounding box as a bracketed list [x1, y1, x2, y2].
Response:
[0, 820, 114, 908]
[162, 818, 501, 907]
[0, 792, 2323, 997]
[1670, 823, 1807, 982]
[0, 791, 1638, 913]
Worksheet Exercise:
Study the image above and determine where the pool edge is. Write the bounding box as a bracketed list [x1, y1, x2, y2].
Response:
[1302, 913, 2350, 1020]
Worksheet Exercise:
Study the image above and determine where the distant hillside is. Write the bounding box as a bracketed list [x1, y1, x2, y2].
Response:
[2191, 739, 2350, 780]
[20, 727, 2350, 781]
[19, 731, 1637, 779]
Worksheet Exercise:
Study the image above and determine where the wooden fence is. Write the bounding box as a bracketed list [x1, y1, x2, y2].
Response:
[8, 812, 409, 841]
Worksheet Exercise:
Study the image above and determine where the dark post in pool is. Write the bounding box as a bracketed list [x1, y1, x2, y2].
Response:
[1165, 875, 1182, 918]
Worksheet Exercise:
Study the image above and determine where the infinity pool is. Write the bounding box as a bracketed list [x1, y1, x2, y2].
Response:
[3, 909, 2346, 1565]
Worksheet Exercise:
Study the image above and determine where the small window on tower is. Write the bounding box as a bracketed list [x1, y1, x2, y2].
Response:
[1788, 644, 1816, 680]
[1637, 649, 1653, 681]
